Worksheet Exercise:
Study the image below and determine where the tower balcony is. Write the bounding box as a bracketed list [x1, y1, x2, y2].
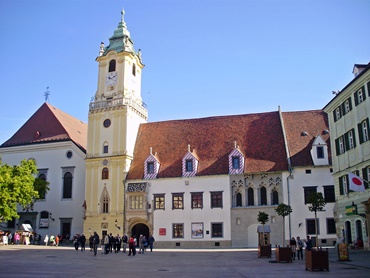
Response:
[89, 97, 148, 119]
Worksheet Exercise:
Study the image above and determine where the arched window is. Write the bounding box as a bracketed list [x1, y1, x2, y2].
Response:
[100, 188, 110, 214]
[103, 142, 109, 154]
[247, 188, 254, 206]
[132, 63, 136, 76]
[63, 172, 72, 199]
[260, 187, 267, 206]
[38, 173, 47, 199]
[109, 59, 116, 72]
[102, 167, 109, 179]
[236, 192, 242, 207]
[272, 190, 279, 205]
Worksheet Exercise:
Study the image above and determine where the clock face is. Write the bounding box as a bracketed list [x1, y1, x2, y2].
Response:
[106, 71, 117, 86]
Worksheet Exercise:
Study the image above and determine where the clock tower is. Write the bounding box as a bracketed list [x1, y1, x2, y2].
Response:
[84, 9, 148, 235]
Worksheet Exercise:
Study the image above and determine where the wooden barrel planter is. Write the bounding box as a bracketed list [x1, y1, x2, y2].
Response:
[305, 249, 329, 271]
[275, 246, 292, 262]
[258, 244, 272, 258]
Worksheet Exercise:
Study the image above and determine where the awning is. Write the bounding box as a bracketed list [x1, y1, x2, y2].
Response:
[20, 224, 33, 232]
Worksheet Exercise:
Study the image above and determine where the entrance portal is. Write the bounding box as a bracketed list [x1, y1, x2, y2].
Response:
[131, 223, 149, 245]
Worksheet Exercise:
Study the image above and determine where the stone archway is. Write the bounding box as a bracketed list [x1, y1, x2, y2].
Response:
[131, 223, 149, 245]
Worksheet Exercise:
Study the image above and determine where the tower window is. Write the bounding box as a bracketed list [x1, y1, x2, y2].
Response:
[132, 63, 136, 76]
[102, 167, 109, 179]
[103, 142, 109, 154]
[109, 59, 116, 72]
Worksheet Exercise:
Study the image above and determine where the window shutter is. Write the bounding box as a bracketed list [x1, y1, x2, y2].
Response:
[339, 177, 344, 195]
[335, 138, 340, 155]
[358, 123, 364, 144]
[341, 102, 346, 115]
[367, 81, 370, 97]
[354, 91, 359, 106]
[362, 168, 369, 189]
[333, 110, 337, 122]
[351, 128, 356, 148]
[344, 133, 349, 151]
[362, 85, 366, 101]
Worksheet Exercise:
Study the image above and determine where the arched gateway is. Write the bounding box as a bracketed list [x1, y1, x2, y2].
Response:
[130, 223, 149, 244]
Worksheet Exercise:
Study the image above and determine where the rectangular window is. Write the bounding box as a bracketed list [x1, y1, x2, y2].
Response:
[185, 160, 193, 172]
[130, 195, 143, 209]
[339, 175, 348, 195]
[191, 192, 203, 209]
[344, 100, 350, 113]
[154, 194, 165, 210]
[349, 130, 354, 149]
[335, 107, 341, 121]
[172, 193, 184, 209]
[103, 145, 108, 153]
[326, 218, 336, 234]
[306, 219, 319, 235]
[173, 223, 184, 238]
[358, 119, 370, 143]
[232, 156, 240, 169]
[211, 223, 223, 238]
[323, 185, 335, 203]
[303, 187, 317, 204]
[211, 191, 223, 208]
[147, 162, 154, 174]
[317, 146, 324, 159]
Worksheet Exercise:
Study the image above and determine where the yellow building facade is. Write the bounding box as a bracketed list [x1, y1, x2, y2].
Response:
[83, 9, 147, 236]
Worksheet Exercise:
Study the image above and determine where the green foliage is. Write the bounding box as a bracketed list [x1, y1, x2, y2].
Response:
[0, 159, 38, 221]
[257, 211, 269, 225]
[275, 203, 293, 217]
[275, 203, 292, 247]
[307, 192, 326, 212]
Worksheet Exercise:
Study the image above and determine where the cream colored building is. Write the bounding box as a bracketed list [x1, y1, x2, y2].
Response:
[323, 63, 370, 248]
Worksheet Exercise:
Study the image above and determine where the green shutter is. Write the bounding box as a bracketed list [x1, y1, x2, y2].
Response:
[363, 168, 369, 189]
[344, 133, 349, 151]
[335, 138, 340, 155]
[333, 110, 337, 122]
[367, 81, 370, 97]
[354, 91, 359, 106]
[339, 176, 344, 195]
[362, 85, 366, 101]
[358, 122, 364, 144]
[348, 97, 352, 111]
[352, 128, 356, 148]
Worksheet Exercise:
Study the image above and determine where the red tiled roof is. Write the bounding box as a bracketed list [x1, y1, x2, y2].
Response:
[1, 103, 87, 152]
[127, 111, 289, 179]
[281, 110, 330, 167]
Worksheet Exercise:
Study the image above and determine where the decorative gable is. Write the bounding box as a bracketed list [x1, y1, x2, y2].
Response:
[228, 142, 244, 175]
[144, 147, 160, 179]
[310, 135, 329, 166]
[182, 145, 198, 177]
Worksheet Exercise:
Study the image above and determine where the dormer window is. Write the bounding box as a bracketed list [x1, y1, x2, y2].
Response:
[228, 143, 244, 175]
[311, 135, 329, 166]
[185, 160, 193, 172]
[147, 162, 154, 174]
[144, 148, 160, 179]
[316, 146, 324, 159]
[182, 145, 198, 177]
[232, 156, 240, 169]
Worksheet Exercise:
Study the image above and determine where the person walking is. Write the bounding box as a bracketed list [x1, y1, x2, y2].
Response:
[92, 231, 100, 256]
[128, 235, 136, 256]
[79, 233, 86, 251]
[148, 234, 155, 252]
[297, 236, 303, 260]
[103, 233, 110, 254]
[290, 237, 297, 260]
[121, 234, 128, 253]
[138, 235, 145, 254]
[305, 235, 313, 251]
[44, 235, 49, 246]
[101, 235, 106, 254]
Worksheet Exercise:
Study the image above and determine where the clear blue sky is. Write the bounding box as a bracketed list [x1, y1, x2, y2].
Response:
[1, 0, 369, 145]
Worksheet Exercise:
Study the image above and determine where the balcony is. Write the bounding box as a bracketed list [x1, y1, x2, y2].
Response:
[89, 97, 148, 119]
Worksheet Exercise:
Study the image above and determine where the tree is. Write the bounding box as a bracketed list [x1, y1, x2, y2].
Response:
[307, 192, 326, 249]
[0, 159, 39, 221]
[257, 211, 269, 246]
[23, 177, 50, 212]
[275, 203, 292, 247]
